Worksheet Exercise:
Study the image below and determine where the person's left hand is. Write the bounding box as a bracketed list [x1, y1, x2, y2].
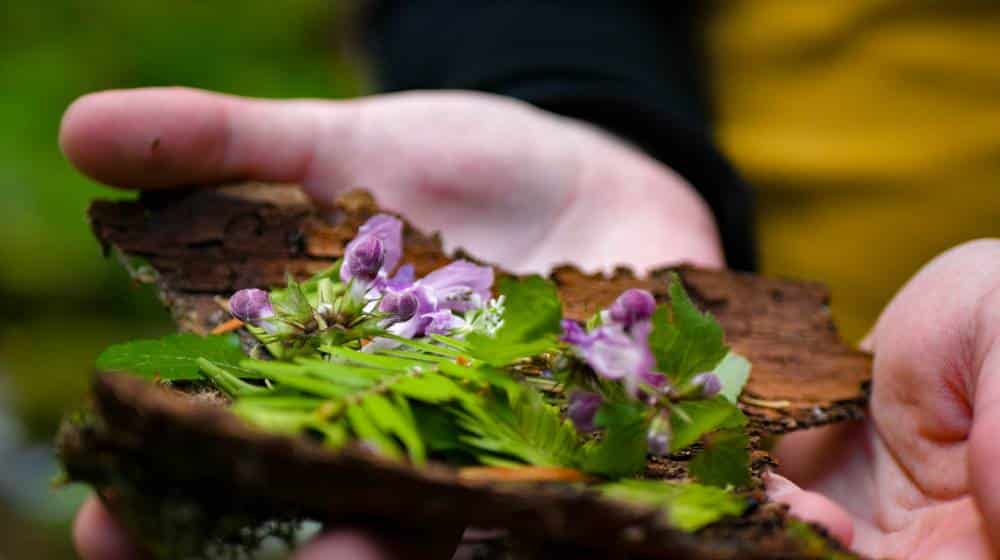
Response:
[769, 239, 1000, 558]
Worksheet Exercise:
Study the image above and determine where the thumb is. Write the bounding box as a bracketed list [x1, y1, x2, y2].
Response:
[967, 285, 1000, 549]
[765, 471, 855, 547]
[59, 87, 353, 190]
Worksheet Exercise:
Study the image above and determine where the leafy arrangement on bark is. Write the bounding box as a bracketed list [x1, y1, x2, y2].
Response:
[58, 185, 872, 559]
[95, 212, 754, 531]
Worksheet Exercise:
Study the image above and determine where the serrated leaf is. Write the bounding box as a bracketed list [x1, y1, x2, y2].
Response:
[494, 275, 562, 343]
[464, 333, 558, 367]
[689, 429, 751, 488]
[362, 393, 426, 465]
[649, 275, 728, 386]
[96, 333, 251, 381]
[463, 275, 562, 366]
[392, 372, 465, 403]
[598, 479, 748, 532]
[712, 352, 751, 403]
[457, 388, 581, 467]
[583, 401, 649, 478]
[669, 396, 746, 452]
[345, 404, 403, 460]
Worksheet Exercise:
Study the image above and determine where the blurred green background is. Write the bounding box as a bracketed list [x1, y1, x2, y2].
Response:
[0, 2, 365, 557]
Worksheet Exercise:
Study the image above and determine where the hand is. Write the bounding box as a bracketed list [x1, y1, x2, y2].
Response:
[770, 239, 1000, 558]
[61, 87, 723, 558]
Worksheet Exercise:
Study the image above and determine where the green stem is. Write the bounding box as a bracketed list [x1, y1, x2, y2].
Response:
[196, 358, 269, 398]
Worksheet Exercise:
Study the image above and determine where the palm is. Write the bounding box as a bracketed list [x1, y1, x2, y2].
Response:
[775, 240, 1000, 558]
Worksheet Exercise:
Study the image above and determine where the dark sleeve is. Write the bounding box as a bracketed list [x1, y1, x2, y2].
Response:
[365, 0, 756, 271]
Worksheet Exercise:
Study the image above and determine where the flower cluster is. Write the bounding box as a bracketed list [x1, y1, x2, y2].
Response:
[227, 214, 495, 344]
[561, 288, 723, 455]
[561, 288, 663, 398]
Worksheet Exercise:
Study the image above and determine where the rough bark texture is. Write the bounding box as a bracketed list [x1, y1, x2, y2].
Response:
[63, 182, 873, 558]
[59, 374, 851, 559]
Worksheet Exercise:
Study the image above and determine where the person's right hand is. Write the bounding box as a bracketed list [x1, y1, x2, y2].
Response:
[61, 87, 724, 559]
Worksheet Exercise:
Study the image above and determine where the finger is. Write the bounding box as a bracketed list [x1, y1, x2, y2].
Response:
[765, 472, 855, 547]
[294, 529, 395, 560]
[59, 87, 348, 189]
[294, 524, 462, 560]
[73, 495, 145, 560]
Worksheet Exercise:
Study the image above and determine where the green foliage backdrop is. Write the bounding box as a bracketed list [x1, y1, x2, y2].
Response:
[0, 2, 365, 557]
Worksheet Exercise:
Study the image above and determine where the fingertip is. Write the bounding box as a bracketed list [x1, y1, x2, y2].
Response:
[765, 472, 855, 548]
[59, 87, 233, 188]
[293, 529, 393, 560]
[73, 495, 144, 560]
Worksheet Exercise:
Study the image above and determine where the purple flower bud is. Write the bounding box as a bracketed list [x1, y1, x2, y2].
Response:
[646, 412, 672, 457]
[345, 235, 385, 283]
[380, 290, 421, 322]
[340, 214, 403, 283]
[567, 391, 602, 433]
[229, 289, 274, 323]
[691, 372, 722, 399]
[608, 288, 656, 328]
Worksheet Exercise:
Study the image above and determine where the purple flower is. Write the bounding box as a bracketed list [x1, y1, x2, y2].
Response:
[560, 319, 590, 345]
[607, 288, 656, 329]
[345, 235, 385, 283]
[229, 289, 274, 323]
[378, 264, 415, 292]
[380, 288, 422, 322]
[567, 391, 602, 432]
[423, 309, 463, 335]
[579, 326, 654, 382]
[690, 372, 722, 399]
[340, 214, 403, 284]
[562, 290, 670, 400]
[381, 285, 436, 339]
[420, 260, 493, 312]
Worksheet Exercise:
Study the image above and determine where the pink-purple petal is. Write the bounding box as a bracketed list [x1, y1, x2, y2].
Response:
[420, 260, 494, 312]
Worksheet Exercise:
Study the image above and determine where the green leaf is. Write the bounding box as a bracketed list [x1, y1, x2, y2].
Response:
[196, 358, 269, 397]
[460, 275, 562, 366]
[272, 273, 314, 322]
[494, 275, 563, 343]
[322, 346, 418, 372]
[599, 480, 748, 532]
[712, 352, 751, 403]
[96, 333, 251, 381]
[669, 396, 746, 452]
[229, 403, 315, 434]
[392, 372, 465, 403]
[583, 401, 649, 478]
[345, 404, 403, 460]
[456, 387, 581, 467]
[464, 334, 558, 367]
[241, 359, 352, 398]
[689, 429, 751, 488]
[362, 393, 426, 465]
[648, 274, 728, 386]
